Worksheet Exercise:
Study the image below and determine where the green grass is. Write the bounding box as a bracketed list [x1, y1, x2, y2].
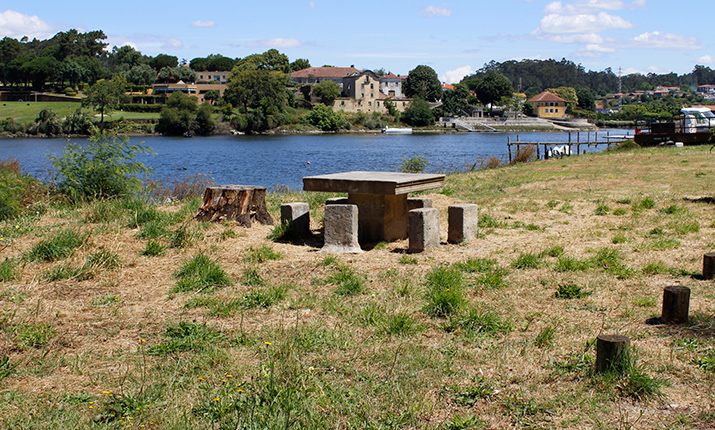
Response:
[0, 101, 84, 124]
[26, 229, 87, 262]
[423, 266, 466, 318]
[511, 252, 544, 269]
[146, 321, 226, 355]
[325, 266, 366, 296]
[554, 283, 592, 299]
[171, 253, 233, 293]
[0, 258, 18, 282]
[243, 245, 283, 263]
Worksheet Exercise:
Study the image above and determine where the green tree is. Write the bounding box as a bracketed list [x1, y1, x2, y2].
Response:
[30, 108, 62, 136]
[236, 49, 289, 72]
[23, 56, 60, 89]
[109, 45, 145, 71]
[475, 71, 513, 110]
[403, 65, 443, 102]
[49, 131, 152, 202]
[60, 58, 88, 88]
[225, 69, 288, 112]
[290, 58, 311, 72]
[304, 103, 346, 131]
[547, 86, 578, 111]
[441, 83, 470, 116]
[576, 88, 596, 111]
[126, 64, 157, 85]
[401, 97, 434, 126]
[157, 66, 197, 83]
[156, 92, 198, 135]
[203, 90, 221, 104]
[83, 79, 126, 126]
[62, 108, 96, 135]
[149, 54, 178, 71]
[312, 80, 340, 106]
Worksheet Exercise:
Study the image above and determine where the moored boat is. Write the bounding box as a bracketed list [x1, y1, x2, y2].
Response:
[634, 107, 714, 146]
[382, 126, 412, 134]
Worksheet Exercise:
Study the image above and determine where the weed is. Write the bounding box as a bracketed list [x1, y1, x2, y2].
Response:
[13, 323, 55, 348]
[241, 268, 266, 287]
[444, 306, 512, 336]
[135, 220, 169, 239]
[169, 224, 198, 248]
[612, 233, 627, 244]
[615, 197, 632, 204]
[546, 200, 559, 208]
[26, 229, 86, 262]
[85, 249, 121, 270]
[448, 375, 495, 406]
[241, 284, 288, 309]
[554, 283, 592, 299]
[511, 252, 544, 269]
[381, 312, 422, 336]
[440, 414, 486, 430]
[612, 208, 627, 216]
[0, 258, 18, 282]
[45, 264, 84, 281]
[92, 295, 123, 306]
[559, 202, 574, 213]
[399, 255, 418, 265]
[554, 256, 592, 272]
[327, 266, 366, 296]
[320, 255, 341, 267]
[633, 196, 656, 211]
[648, 237, 681, 250]
[147, 321, 226, 355]
[140, 240, 166, 257]
[535, 325, 556, 348]
[474, 269, 509, 290]
[642, 261, 671, 275]
[423, 266, 466, 317]
[632, 297, 655, 307]
[0, 354, 17, 380]
[540, 245, 564, 258]
[594, 203, 611, 215]
[660, 204, 686, 215]
[172, 253, 233, 293]
[668, 220, 700, 235]
[692, 350, 715, 372]
[454, 257, 498, 273]
[478, 214, 506, 229]
[399, 154, 428, 173]
[243, 245, 283, 264]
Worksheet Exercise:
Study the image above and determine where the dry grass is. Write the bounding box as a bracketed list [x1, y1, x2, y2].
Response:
[1, 145, 715, 429]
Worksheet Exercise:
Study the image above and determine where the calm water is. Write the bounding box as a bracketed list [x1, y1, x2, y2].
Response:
[0, 131, 628, 189]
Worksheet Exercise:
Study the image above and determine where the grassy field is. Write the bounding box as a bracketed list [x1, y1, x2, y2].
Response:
[1, 145, 715, 429]
[0, 101, 160, 124]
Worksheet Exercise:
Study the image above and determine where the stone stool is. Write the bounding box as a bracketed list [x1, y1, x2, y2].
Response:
[448, 203, 478, 244]
[280, 202, 310, 237]
[408, 208, 440, 253]
[322, 204, 362, 253]
[407, 197, 433, 211]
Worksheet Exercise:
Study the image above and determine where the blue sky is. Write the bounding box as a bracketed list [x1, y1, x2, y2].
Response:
[1, 1, 712, 83]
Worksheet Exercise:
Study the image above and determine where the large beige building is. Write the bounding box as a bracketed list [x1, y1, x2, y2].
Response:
[528, 91, 567, 119]
[290, 67, 411, 114]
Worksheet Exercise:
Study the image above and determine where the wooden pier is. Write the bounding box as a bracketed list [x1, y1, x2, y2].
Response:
[507, 130, 632, 163]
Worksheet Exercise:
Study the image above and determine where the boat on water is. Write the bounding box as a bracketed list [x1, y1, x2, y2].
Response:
[382, 126, 412, 134]
[634, 107, 714, 146]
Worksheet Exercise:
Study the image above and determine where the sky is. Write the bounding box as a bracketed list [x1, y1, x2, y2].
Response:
[1, 1, 713, 83]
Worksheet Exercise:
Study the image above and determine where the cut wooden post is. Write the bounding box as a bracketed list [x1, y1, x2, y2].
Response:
[194, 185, 274, 227]
[661, 286, 690, 324]
[596, 334, 630, 374]
[703, 253, 715, 280]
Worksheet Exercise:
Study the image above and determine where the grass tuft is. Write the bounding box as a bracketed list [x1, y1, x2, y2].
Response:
[172, 253, 233, 293]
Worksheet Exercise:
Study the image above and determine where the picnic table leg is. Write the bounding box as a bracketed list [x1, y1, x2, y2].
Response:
[348, 193, 408, 243]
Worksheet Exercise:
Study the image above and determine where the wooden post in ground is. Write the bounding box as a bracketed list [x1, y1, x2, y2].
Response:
[507, 137, 512, 163]
[596, 334, 630, 374]
[703, 253, 715, 280]
[536, 143, 540, 160]
[662, 286, 691, 324]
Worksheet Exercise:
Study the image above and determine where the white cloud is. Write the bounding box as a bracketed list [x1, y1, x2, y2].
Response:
[697, 55, 715, 65]
[246, 38, 301, 49]
[543, 33, 604, 44]
[309, 1, 316, 8]
[630, 31, 702, 50]
[544, 0, 644, 14]
[440, 65, 473, 84]
[0, 9, 52, 39]
[191, 20, 216, 28]
[420, 5, 452, 18]
[538, 11, 633, 34]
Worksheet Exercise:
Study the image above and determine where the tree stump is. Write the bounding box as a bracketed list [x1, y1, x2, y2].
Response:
[703, 253, 715, 280]
[194, 186, 274, 227]
[595, 334, 630, 374]
[661, 286, 690, 324]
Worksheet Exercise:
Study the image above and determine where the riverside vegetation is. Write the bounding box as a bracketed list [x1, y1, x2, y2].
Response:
[1, 137, 715, 429]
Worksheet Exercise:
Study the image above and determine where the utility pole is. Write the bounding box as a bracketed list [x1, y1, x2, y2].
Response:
[618, 67, 622, 110]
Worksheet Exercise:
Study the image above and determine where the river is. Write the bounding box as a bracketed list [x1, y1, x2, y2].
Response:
[0, 131, 628, 190]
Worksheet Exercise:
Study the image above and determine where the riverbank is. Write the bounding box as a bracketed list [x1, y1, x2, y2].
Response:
[1, 145, 714, 428]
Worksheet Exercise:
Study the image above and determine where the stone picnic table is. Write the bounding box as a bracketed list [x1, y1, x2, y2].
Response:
[303, 171, 445, 243]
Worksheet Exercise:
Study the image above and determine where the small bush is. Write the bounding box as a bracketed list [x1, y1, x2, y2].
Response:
[510, 145, 536, 165]
[399, 154, 428, 173]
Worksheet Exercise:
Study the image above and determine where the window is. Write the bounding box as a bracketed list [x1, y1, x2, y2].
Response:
[368, 101, 372, 106]
[555, 108, 558, 113]
[370, 83, 374, 89]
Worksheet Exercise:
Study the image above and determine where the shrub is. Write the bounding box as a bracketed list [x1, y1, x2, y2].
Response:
[0, 159, 47, 220]
[510, 144, 536, 165]
[49, 131, 152, 202]
[399, 154, 428, 173]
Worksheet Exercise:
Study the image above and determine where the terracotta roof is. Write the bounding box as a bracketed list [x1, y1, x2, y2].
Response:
[442, 83, 455, 90]
[527, 91, 566, 103]
[382, 72, 406, 79]
[290, 66, 360, 79]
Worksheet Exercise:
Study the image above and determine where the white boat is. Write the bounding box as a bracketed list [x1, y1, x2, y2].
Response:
[382, 126, 412, 134]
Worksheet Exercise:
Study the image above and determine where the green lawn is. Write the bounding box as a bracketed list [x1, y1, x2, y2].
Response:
[0, 101, 160, 124]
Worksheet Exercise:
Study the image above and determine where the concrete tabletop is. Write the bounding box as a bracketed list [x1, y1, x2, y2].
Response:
[303, 171, 445, 195]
